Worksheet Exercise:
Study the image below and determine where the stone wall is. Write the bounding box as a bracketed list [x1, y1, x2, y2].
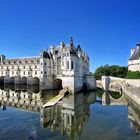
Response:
[85, 76, 96, 91]
[125, 79, 140, 88]
[128, 60, 140, 72]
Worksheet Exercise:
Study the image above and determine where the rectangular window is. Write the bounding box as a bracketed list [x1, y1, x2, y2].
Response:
[71, 61, 74, 69]
[67, 61, 69, 69]
[62, 61, 64, 66]
[66, 115, 70, 124]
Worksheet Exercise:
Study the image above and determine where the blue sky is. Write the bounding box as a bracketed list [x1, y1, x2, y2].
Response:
[0, 0, 140, 72]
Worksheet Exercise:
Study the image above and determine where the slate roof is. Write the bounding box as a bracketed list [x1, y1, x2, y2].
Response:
[129, 45, 140, 60]
[77, 44, 82, 51]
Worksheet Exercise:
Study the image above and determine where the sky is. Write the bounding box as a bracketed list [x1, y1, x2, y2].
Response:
[0, 0, 140, 72]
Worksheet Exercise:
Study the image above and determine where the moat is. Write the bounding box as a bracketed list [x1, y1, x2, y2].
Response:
[0, 86, 140, 140]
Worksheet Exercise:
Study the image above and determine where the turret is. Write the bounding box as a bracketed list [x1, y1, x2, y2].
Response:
[77, 43, 82, 57]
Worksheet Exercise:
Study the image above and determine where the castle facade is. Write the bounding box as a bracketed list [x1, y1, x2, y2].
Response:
[128, 43, 140, 72]
[0, 38, 96, 92]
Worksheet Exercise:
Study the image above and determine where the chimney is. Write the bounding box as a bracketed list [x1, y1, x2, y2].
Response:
[60, 41, 65, 50]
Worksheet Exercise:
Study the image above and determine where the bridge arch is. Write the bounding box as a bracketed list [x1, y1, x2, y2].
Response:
[30, 77, 40, 85]
[21, 76, 27, 85]
[9, 77, 15, 84]
[109, 82, 123, 94]
[0, 76, 4, 84]
[54, 78, 63, 90]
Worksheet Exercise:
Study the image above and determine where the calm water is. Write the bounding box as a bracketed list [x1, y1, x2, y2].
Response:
[0, 85, 140, 140]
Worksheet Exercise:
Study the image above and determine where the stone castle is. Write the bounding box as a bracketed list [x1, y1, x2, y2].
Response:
[128, 43, 140, 72]
[0, 38, 96, 93]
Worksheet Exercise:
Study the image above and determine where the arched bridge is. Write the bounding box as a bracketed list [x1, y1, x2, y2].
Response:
[101, 76, 126, 93]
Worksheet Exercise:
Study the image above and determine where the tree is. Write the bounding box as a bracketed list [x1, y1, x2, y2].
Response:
[94, 65, 128, 80]
[127, 71, 140, 79]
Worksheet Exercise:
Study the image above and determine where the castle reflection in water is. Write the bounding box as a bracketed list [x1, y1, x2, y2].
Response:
[0, 85, 140, 138]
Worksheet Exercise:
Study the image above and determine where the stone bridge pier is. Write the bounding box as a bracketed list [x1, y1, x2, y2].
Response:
[102, 91, 110, 106]
[1, 75, 96, 93]
[2, 76, 40, 85]
[101, 76, 124, 93]
[101, 76, 110, 91]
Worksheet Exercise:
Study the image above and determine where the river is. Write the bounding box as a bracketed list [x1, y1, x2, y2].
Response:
[0, 85, 140, 140]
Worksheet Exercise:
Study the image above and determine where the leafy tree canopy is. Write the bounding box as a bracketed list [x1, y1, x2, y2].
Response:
[127, 70, 140, 79]
[94, 65, 128, 79]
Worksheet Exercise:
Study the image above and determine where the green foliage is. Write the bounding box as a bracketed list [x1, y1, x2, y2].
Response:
[127, 70, 140, 79]
[94, 65, 128, 80]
